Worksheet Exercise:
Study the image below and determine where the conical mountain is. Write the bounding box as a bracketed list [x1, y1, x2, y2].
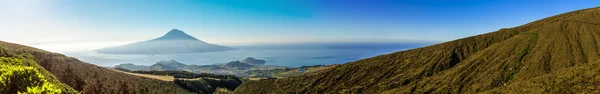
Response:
[235, 7, 600, 93]
[97, 29, 232, 54]
[153, 29, 202, 41]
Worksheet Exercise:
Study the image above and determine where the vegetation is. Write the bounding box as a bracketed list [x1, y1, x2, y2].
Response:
[235, 7, 600, 93]
[0, 41, 192, 93]
[0, 46, 77, 93]
[115, 58, 288, 77]
[125, 70, 238, 80]
[0, 57, 61, 94]
[484, 60, 600, 93]
[3, 6, 600, 94]
[173, 78, 242, 94]
[213, 87, 235, 94]
[116, 69, 243, 94]
[244, 65, 334, 78]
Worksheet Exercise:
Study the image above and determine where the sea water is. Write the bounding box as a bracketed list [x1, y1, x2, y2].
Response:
[63, 43, 431, 67]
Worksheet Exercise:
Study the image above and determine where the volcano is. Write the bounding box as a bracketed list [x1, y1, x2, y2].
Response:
[97, 29, 232, 54]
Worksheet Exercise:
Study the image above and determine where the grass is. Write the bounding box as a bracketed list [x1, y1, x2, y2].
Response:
[236, 7, 600, 94]
[503, 31, 538, 84]
[484, 60, 600, 93]
[111, 69, 175, 81]
[244, 65, 336, 78]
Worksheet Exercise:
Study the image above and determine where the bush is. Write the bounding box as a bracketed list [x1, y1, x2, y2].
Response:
[173, 78, 241, 94]
[128, 70, 243, 93]
[0, 57, 61, 94]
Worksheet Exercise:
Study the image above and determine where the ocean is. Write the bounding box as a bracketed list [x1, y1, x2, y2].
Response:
[63, 43, 431, 67]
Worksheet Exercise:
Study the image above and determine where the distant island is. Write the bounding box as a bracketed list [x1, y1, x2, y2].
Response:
[115, 57, 287, 77]
[114, 57, 333, 78]
[96, 29, 232, 54]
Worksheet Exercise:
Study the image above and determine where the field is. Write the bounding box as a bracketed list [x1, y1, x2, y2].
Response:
[110, 69, 176, 81]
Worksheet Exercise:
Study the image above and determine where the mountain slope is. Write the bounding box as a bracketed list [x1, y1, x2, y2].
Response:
[0, 41, 192, 93]
[97, 29, 232, 54]
[0, 50, 75, 93]
[482, 59, 600, 93]
[150, 60, 187, 70]
[235, 7, 600, 93]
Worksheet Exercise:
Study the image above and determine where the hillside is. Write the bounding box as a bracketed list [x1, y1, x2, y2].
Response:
[97, 29, 232, 54]
[235, 7, 600, 93]
[0, 41, 192, 93]
[0, 49, 75, 93]
[150, 60, 188, 70]
[244, 65, 337, 78]
[113, 69, 243, 94]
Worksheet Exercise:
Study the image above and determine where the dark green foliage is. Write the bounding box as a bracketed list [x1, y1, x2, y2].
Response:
[174, 79, 213, 94]
[114, 67, 132, 72]
[174, 78, 242, 94]
[127, 70, 243, 94]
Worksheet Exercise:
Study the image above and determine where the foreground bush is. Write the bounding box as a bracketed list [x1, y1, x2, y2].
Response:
[0, 57, 61, 94]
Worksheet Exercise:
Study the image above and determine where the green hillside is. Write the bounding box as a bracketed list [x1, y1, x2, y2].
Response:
[244, 65, 336, 78]
[235, 7, 600, 93]
[0, 52, 73, 93]
[0, 41, 192, 94]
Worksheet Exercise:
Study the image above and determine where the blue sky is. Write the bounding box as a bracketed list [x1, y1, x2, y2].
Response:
[1, 0, 600, 52]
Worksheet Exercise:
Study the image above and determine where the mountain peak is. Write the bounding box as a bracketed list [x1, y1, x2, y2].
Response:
[154, 29, 200, 41]
[97, 28, 232, 54]
[167, 29, 185, 34]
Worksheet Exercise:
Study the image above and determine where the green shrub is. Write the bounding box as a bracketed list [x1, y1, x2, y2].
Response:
[0, 57, 23, 65]
[0, 57, 62, 94]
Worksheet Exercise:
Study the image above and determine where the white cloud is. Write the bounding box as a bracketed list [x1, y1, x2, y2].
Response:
[28, 40, 138, 53]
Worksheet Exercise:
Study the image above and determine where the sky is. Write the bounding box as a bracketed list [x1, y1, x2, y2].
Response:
[1, 0, 600, 52]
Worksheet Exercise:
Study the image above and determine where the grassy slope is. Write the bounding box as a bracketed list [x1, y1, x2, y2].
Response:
[244, 65, 338, 78]
[0, 46, 78, 93]
[111, 69, 176, 81]
[0, 41, 192, 94]
[483, 60, 600, 93]
[236, 7, 600, 93]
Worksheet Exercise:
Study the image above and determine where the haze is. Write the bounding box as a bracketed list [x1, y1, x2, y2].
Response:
[1, 0, 599, 52]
